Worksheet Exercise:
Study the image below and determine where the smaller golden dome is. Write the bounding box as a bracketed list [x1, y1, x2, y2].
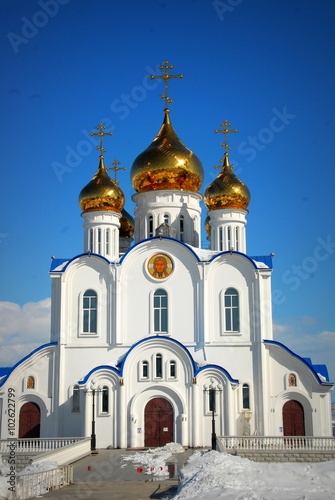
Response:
[79, 156, 125, 213]
[131, 109, 204, 193]
[204, 215, 211, 236]
[120, 208, 134, 238]
[204, 153, 250, 211]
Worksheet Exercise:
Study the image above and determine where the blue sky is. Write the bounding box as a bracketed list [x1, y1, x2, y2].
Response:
[0, 0, 334, 397]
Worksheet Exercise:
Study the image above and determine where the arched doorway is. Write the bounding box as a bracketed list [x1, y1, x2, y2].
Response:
[144, 398, 173, 447]
[283, 400, 305, 436]
[19, 402, 41, 438]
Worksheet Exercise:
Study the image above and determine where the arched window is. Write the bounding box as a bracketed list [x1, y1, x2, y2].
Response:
[142, 361, 149, 379]
[169, 361, 176, 378]
[148, 215, 154, 237]
[179, 215, 184, 241]
[27, 376, 35, 389]
[72, 385, 80, 412]
[288, 373, 297, 387]
[242, 384, 250, 409]
[153, 289, 168, 333]
[164, 214, 169, 224]
[155, 354, 163, 378]
[83, 289, 97, 333]
[102, 386, 109, 413]
[224, 288, 239, 332]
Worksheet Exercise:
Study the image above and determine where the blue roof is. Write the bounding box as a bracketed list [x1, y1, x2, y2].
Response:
[50, 253, 111, 272]
[0, 367, 11, 378]
[264, 340, 333, 385]
[250, 255, 273, 268]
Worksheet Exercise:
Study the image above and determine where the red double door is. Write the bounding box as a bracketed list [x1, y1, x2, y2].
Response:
[283, 400, 305, 436]
[19, 402, 41, 438]
[144, 398, 174, 447]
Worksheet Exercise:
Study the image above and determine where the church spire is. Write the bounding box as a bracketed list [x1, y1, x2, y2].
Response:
[149, 60, 183, 109]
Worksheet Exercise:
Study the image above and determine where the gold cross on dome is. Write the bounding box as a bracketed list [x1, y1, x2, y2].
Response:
[214, 120, 238, 152]
[107, 159, 126, 185]
[90, 123, 113, 156]
[149, 60, 184, 107]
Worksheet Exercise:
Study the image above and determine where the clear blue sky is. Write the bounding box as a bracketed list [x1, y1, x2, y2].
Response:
[0, 0, 334, 395]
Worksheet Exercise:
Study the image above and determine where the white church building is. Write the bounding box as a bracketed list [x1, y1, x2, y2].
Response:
[0, 66, 333, 448]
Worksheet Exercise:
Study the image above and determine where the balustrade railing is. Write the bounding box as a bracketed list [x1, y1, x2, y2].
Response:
[9, 465, 73, 500]
[0, 437, 85, 453]
[219, 436, 335, 451]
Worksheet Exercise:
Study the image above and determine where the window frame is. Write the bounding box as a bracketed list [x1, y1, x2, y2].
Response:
[80, 289, 98, 336]
[72, 385, 80, 413]
[152, 288, 168, 334]
[223, 287, 240, 333]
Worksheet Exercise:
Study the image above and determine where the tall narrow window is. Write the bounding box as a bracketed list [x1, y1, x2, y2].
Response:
[164, 214, 169, 224]
[169, 361, 176, 378]
[242, 384, 250, 409]
[209, 389, 216, 412]
[148, 215, 154, 237]
[106, 229, 110, 255]
[72, 385, 80, 412]
[142, 361, 149, 378]
[219, 227, 223, 251]
[98, 228, 101, 254]
[155, 354, 163, 378]
[89, 229, 94, 253]
[180, 215, 184, 241]
[153, 289, 168, 333]
[102, 386, 109, 413]
[235, 227, 239, 251]
[227, 226, 232, 250]
[83, 289, 97, 333]
[224, 288, 239, 332]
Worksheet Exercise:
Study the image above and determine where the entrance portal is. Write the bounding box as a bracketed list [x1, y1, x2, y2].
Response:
[144, 398, 173, 447]
[19, 402, 41, 438]
[283, 400, 305, 436]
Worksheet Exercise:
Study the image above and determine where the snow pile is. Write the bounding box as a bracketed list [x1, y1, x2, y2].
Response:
[175, 450, 335, 500]
[18, 460, 58, 476]
[122, 442, 184, 477]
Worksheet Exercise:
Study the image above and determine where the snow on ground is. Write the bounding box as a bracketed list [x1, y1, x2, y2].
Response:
[123, 444, 335, 500]
[122, 442, 184, 477]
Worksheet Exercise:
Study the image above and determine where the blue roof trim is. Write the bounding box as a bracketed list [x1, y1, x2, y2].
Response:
[264, 340, 333, 385]
[209, 251, 273, 269]
[195, 364, 239, 384]
[0, 342, 57, 388]
[0, 367, 11, 377]
[50, 253, 112, 272]
[250, 255, 273, 268]
[119, 236, 201, 264]
[78, 365, 121, 385]
[118, 336, 198, 375]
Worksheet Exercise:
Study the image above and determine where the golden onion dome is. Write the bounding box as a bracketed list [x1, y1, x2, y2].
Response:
[131, 109, 204, 193]
[204, 215, 211, 236]
[120, 208, 134, 238]
[204, 153, 250, 211]
[79, 156, 125, 213]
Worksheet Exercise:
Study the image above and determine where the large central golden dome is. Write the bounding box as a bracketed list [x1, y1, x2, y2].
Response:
[131, 109, 204, 193]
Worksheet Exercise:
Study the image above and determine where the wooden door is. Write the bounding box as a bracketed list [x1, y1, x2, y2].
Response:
[283, 400, 305, 436]
[144, 398, 173, 447]
[19, 402, 40, 438]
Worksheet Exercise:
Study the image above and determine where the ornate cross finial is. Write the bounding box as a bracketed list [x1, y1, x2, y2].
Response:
[214, 120, 238, 152]
[149, 60, 183, 107]
[214, 120, 238, 169]
[107, 159, 126, 185]
[90, 123, 113, 157]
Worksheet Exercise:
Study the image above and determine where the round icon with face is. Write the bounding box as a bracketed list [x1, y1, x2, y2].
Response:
[147, 253, 173, 279]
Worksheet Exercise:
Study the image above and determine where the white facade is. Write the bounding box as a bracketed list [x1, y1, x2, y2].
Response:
[0, 110, 333, 448]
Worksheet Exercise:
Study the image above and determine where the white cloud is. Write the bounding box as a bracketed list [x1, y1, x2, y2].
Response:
[0, 298, 51, 367]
